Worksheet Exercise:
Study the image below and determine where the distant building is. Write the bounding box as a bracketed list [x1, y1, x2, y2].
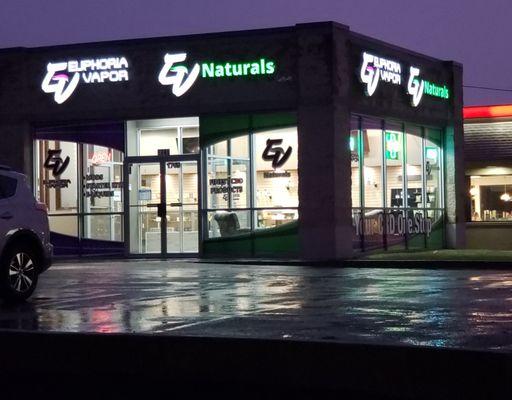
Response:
[465, 104, 512, 249]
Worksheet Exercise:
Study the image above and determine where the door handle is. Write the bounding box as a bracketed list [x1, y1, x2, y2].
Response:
[0, 211, 13, 220]
[146, 203, 164, 218]
[170, 203, 182, 207]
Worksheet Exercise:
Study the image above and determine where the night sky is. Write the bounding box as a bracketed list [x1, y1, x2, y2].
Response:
[1, 0, 511, 105]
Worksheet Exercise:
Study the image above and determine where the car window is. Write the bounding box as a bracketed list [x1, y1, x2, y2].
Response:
[0, 175, 17, 199]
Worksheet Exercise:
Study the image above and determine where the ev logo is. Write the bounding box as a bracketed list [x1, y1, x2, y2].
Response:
[158, 53, 200, 97]
[41, 57, 129, 104]
[262, 139, 292, 169]
[407, 67, 425, 107]
[360, 53, 380, 97]
[41, 63, 80, 105]
[43, 149, 70, 177]
[359, 52, 402, 97]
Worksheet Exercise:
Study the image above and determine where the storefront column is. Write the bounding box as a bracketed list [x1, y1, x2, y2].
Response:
[444, 61, 466, 248]
[297, 23, 353, 260]
[0, 121, 33, 180]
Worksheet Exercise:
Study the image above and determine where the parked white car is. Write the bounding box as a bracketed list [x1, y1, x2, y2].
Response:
[0, 166, 52, 301]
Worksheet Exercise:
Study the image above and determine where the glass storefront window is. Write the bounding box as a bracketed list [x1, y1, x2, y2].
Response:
[48, 215, 78, 237]
[206, 125, 298, 238]
[140, 128, 179, 156]
[350, 115, 445, 251]
[35, 140, 78, 215]
[35, 139, 124, 243]
[425, 128, 442, 210]
[362, 118, 383, 208]
[209, 140, 228, 157]
[256, 209, 298, 230]
[470, 175, 512, 221]
[406, 126, 423, 209]
[82, 144, 124, 214]
[182, 127, 200, 154]
[385, 121, 403, 208]
[231, 159, 250, 208]
[351, 116, 361, 208]
[126, 117, 200, 157]
[231, 135, 249, 158]
[82, 144, 124, 241]
[84, 214, 123, 241]
[207, 210, 251, 238]
[207, 157, 229, 209]
[254, 127, 298, 209]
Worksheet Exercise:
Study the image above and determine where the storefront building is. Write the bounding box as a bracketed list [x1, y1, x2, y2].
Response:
[0, 22, 465, 259]
[464, 104, 512, 249]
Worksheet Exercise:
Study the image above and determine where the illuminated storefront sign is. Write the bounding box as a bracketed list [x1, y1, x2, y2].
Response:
[359, 52, 450, 107]
[158, 53, 276, 97]
[407, 66, 450, 107]
[41, 56, 129, 104]
[360, 52, 402, 96]
[90, 150, 112, 165]
[425, 147, 438, 162]
[385, 132, 400, 160]
[202, 59, 275, 78]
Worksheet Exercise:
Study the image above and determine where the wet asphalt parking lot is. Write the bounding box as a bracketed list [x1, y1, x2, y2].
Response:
[1, 260, 511, 352]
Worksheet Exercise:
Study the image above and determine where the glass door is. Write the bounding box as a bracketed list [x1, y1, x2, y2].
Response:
[125, 156, 199, 256]
[165, 160, 199, 253]
[126, 161, 163, 254]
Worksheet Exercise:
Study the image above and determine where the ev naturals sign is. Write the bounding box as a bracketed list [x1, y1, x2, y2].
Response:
[359, 51, 450, 107]
[158, 53, 276, 97]
[41, 56, 129, 104]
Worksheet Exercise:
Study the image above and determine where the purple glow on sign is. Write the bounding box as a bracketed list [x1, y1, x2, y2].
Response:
[52, 73, 69, 81]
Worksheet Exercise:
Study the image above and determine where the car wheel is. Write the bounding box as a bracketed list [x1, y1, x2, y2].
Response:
[0, 245, 39, 302]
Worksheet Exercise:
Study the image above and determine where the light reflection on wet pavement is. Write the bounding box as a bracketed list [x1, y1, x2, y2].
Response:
[1, 260, 512, 352]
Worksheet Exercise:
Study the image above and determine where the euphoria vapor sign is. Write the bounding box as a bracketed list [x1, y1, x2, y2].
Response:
[359, 51, 450, 107]
[41, 57, 129, 104]
[359, 52, 402, 96]
[158, 53, 276, 97]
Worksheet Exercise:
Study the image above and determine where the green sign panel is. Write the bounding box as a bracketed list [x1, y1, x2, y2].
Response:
[385, 132, 400, 160]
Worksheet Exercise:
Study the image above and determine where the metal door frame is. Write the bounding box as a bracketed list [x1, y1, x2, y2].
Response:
[123, 153, 201, 258]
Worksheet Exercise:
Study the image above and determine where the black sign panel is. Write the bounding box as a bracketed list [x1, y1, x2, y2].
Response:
[350, 35, 454, 124]
[16, 29, 297, 123]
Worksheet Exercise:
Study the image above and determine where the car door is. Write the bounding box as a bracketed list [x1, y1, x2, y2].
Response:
[0, 175, 19, 250]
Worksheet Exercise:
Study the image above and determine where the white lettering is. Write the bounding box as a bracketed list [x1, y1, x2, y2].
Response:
[360, 52, 403, 96]
[41, 56, 130, 104]
[353, 212, 433, 238]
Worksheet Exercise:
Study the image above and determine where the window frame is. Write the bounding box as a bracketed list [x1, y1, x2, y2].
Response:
[351, 114, 446, 251]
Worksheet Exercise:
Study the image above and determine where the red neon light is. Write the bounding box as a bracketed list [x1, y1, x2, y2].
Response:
[464, 104, 512, 119]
